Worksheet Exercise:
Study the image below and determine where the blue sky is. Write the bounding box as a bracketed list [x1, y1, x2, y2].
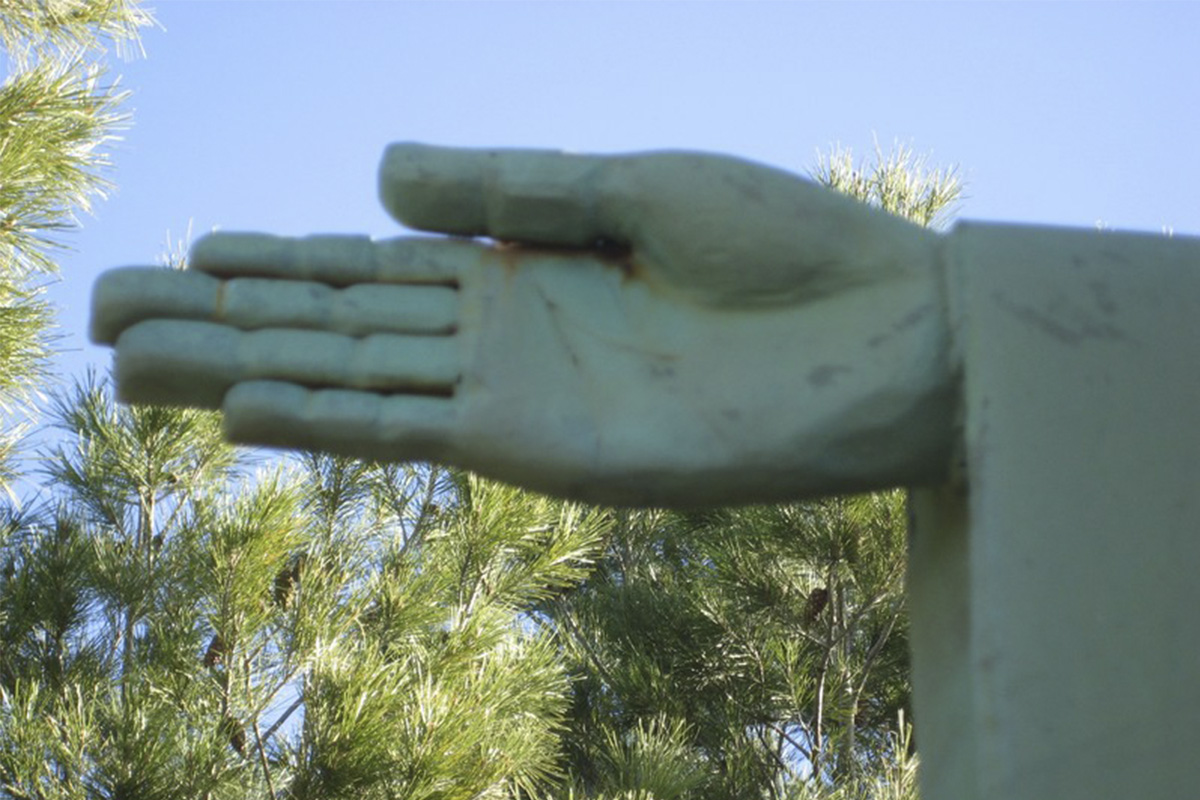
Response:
[44, 1, 1200, 386]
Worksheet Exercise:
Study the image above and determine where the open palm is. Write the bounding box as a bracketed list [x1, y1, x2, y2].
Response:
[92, 144, 954, 506]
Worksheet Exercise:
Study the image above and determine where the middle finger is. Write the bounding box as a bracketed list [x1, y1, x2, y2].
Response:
[92, 268, 458, 343]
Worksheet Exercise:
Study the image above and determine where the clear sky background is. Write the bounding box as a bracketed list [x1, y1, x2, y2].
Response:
[42, 1, 1200, 395]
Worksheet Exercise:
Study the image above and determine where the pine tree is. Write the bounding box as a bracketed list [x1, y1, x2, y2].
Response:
[0, 0, 154, 493]
[0, 375, 612, 798]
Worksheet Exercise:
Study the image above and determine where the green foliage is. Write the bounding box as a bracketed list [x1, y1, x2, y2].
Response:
[572, 716, 706, 800]
[548, 498, 916, 799]
[0, 0, 152, 67]
[0, 58, 129, 279]
[0, 0, 153, 496]
[811, 141, 962, 230]
[0, 377, 612, 799]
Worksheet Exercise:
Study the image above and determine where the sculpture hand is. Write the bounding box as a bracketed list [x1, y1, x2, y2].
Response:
[92, 144, 955, 506]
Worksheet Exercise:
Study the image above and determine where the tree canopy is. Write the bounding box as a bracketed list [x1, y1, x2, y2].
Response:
[0, 0, 154, 492]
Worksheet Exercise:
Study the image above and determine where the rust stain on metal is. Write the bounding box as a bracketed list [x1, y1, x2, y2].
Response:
[487, 239, 640, 281]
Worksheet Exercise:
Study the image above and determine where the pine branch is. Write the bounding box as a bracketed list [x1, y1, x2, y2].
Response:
[261, 693, 305, 746]
[551, 596, 623, 697]
[252, 718, 277, 798]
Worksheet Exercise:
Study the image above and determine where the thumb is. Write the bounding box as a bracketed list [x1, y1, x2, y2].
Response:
[379, 142, 621, 247]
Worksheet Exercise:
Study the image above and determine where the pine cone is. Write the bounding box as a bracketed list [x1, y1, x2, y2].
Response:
[221, 713, 246, 756]
[203, 633, 227, 668]
[803, 587, 829, 625]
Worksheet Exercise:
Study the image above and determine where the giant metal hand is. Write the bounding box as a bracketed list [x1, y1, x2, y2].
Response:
[92, 144, 956, 506]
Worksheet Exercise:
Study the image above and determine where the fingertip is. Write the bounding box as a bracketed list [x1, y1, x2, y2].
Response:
[187, 232, 234, 268]
[116, 320, 239, 409]
[90, 267, 140, 344]
[380, 142, 621, 247]
[379, 142, 487, 235]
[189, 232, 289, 275]
[223, 380, 310, 445]
[90, 268, 219, 345]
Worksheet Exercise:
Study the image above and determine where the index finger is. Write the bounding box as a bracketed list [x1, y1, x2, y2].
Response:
[189, 233, 466, 286]
[379, 142, 630, 248]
